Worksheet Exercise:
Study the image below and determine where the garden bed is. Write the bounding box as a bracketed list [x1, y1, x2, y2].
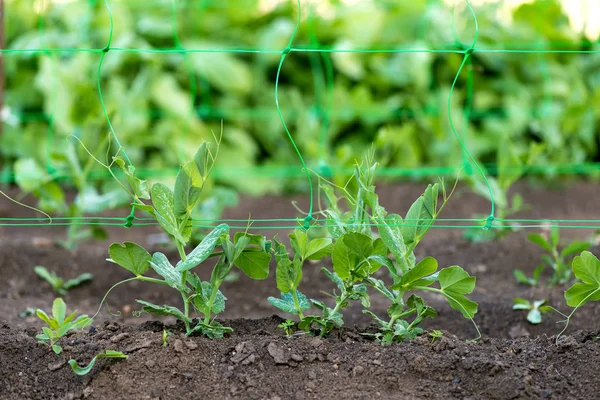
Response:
[1, 181, 600, 399]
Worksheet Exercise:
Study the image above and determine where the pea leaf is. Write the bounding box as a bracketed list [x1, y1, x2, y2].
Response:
[234, 250, 270, 280]
[560, 241, 590, 258]
[276, 257, 302, 293]
[528, 234, 552, 253]
[174, 161, 203, 219]
[136, 300, 191, 322]
[193, 142, 208, 178]
[112, 156, 150, 200]
[108, 242, 151, 276]
[176, 224, 229, 272]
[268, 291, 310, 314]
[332, 232, 373, 280]
[192, 281, 226, 316]
[305, 238, 333, 261]
[149, 252, 188, 292]
[391, 256, 438, 290]
[401, 184, 438, 248]
[151, 183, 185, 242]
[68, 350, 128, 376]
[565, 251, 600, 307]
[63, 273, 93, 290]
[438, 266, 478, 319]
[375, 213, 410, 275]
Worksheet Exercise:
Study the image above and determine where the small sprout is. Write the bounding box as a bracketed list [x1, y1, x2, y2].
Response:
[517, 227, 589, 286]
[18, 307, 36, 318]
[429, 329, 443, 343]
[68, 350, 128, 376]
[278, 319, 296, 337]
[162, 329, 172, 347]
[34, 266, 93, 295]
[512, 298, 552, 324]
[36, 298, 92, 354]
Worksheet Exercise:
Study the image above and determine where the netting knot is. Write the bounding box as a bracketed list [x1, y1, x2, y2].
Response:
[483, 215, 495, 230]
[302, 214, 313, 231]
[465, 48, 475, 56]
[282, 47, 292, 55]
[102, 46, 110, 53]
[124, 206, 136, 229]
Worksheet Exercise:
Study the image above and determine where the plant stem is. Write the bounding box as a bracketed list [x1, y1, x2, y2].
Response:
[175, 241, 191, 332]
[291, 289, 305, 319]
[203, 284, 220, 325]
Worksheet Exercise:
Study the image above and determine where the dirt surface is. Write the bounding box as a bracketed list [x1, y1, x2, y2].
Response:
[1, 181, 600, 399]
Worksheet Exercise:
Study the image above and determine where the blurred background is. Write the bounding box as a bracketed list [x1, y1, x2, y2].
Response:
[1, 0, 599, 201]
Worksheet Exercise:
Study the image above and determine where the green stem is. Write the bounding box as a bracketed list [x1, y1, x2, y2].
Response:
[291, 289, 305, 319]
[203, 282, 221, 325]
[175, 241, 191, 332]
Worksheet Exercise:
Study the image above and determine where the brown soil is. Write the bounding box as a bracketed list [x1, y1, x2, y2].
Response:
[1, 181, 600, 399]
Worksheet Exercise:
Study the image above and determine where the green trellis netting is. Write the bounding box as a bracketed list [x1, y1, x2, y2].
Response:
[0, 0, 599, 231]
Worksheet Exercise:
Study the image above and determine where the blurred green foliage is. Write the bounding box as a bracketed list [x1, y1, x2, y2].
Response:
[1, 0, 599, 198]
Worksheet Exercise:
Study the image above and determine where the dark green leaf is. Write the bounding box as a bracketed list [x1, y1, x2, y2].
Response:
[136, 300, 191, 322]
[234, 250, 270, 280]
[68, 350, 128, 376]
[176, 224, 229, 272]
[149, 253, 188, 292]
[174, 161, 203, 219]
[528, 234, 552, 253]
[108, 242, 151, 276]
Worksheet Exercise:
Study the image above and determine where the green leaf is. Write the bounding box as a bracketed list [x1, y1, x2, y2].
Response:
[305, 238, 333, 261]
[151, 183, 183, 241]
[565, 251, 600, 307]
[375, 213, 409, 275]
[14, 158, 48, 192]
[275, 257, 301, 293]
[52, 298, 67, 325]
[68, 350, 128, 376]
[393, 257, 438, 290]
[401, 184, 438, 248]
[561, 241, 590, 258]
[289, 229, 308, 258]
[332, 232, 373, 280]
[512, 297, 531, 310]
[108, 242, 151, 276]
[174, 161, 203, 219]
[176, 224, 229, 272]
[149, 253, 188, 292]
[52, 345, 62, 355]
[136, 300, 191, 322]
[550, 227, 560, 249]
[192, 281, 227, 316]
[438, 266, 478, 319]
[187, 320, 232, 338]
[193, 142, 208, 178]
[527, 309, 542, 324]
[268, 291, 310, 315]
[113, 157, 150, 200]
[234, 250, 270, 280]
[63, 273, 93, 290]
[36, 309, 53, 327]
[528, 234, 552, 253]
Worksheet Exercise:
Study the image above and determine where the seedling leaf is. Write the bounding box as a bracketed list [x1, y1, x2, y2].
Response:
[176, 224, 229, 272]
[136, 300, 191, 322]
[108, 242, 151, 276]
[68, 350, 128, 376]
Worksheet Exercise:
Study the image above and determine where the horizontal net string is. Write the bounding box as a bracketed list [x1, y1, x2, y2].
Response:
[1, 47, 599, 55]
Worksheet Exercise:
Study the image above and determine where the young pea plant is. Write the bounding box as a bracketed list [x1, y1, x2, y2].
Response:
[68, 350, 128, 376]
[100, 143, 271, 338]
[36, 298, 92, 354]
[278, 319, 296, 337]
[512, 298, 552, 324]
[429, 329, 443, 343]
[556, 251, 600, 342]
[465, 141, 543, 242]
[514, 227, 589, 286]
[267, 229, 334, 333]
[271, 155, 479, 342]
[34, 266, 93, 295]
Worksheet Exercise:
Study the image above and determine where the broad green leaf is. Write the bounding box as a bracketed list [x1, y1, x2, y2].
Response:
[151, 183, 181, 240]
[52, 345, 62, 355]
[52, 298, 67, 325]
[34, 266, 56, 285]
[69, 350, 128, 376]
[561, 241, 590, 258]
[136, 300, 191, 322]
[234, 250, 270, 280]
[289, 229, 308, 258]
[565, 251, 600, 307]
[305, 238, 333, 261]
[393, 257, 438, 290]
[108, 242, 151, 276]
[527, 309, 542, 324]
[332, 232, 373, 280]
[439, 266, 478, 319]
[187, 321, 233, 338]
[528, 234, 552, 253]
[439, 266, 476, 294]
[174, 161, 203, 219]
[512, 297, 531, 310]
[149, 253, 188, 292]
[176, 224, 229, 272]
[234, 232, 266, 251]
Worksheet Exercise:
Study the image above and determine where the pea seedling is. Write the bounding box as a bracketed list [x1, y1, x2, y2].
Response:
[34, 266, 93, 295]
[429, 330, 443, 343]
[278, 319, 296, 337]
[99, 143, 271, 338]
[36, 298, 92, 354]
[68, 350, 128, 376]
[556, 251, 600, 342]
[512, 298, 552, 324]
[514, 227, 589, 286]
